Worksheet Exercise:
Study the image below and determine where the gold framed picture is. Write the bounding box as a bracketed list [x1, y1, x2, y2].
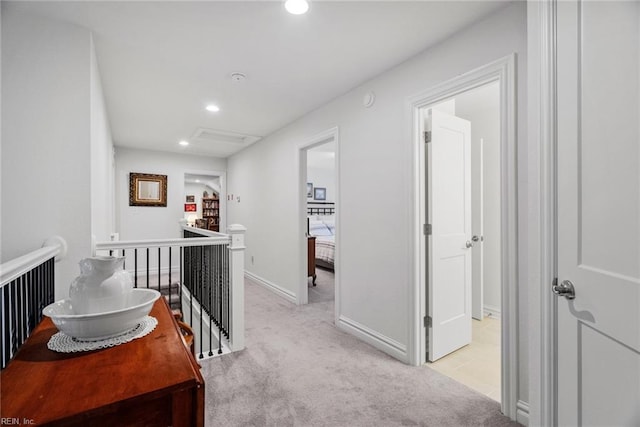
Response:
[129, 173, 167, 207]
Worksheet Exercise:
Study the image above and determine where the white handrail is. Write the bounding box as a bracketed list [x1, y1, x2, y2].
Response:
[181, 225, 227, 238]
[0, 236, 67, 287]
[94, 236, 231, 252]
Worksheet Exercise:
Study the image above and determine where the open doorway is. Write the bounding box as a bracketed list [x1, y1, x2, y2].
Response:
[183, 172, 226, 233]
[410, 55, 518, 418]
[423, 82, 502, 402]
[306, 141, 336, 304]
[297, 127, 339, 313]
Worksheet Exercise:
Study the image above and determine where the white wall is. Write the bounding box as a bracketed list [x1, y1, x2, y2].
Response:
[227, 1, 528, 403]
[228, 4, 527, 400]
[455, 86, 502, 315]
[114, 147, 226, 240]
[90, 36, 115, 243]
[307, 166, 335, 204]
[1, 7, 96, 299]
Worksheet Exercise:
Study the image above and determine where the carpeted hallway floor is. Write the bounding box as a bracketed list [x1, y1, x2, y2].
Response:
[200, 276, 518, 426]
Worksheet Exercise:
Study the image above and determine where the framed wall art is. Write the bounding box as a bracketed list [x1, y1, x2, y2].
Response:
[314, 187, 326, 201]
[129, 173, 167, 207]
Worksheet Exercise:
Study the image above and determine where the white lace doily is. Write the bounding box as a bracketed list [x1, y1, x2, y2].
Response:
[47, 316, 158, 353]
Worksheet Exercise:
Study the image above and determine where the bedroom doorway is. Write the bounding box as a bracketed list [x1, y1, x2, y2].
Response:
[410, 55, 518, 418]
[306, 141, 336, 304]
[297, 127, 339, 315]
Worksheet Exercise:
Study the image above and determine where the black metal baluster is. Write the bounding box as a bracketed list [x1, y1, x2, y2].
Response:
[48, 258, 54, 307]
[199, 245, 204, 359]
[22, 274, 29, 346]
[13, 278, 22, 360]
[168, 247, 172, 309]
[34, 265, 41, 325]
[219, 244, 223, 354]
[189, 246, 193, 328]
[226, 244, 230, 338]
[1, 283, 8, 368]
[179, 247, 183, 315]
[157, 247, 161, 294]
[209, 245, 214, 357]
[134, 249, 138, 288]
[28, 269, 35, 332]
[146, 248, 150, 289]
[122, 249, 126, 269]
[9, 281, 16, 364]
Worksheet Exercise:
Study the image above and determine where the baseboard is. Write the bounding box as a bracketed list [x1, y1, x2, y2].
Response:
[245, 271, 297, 304]
[337, 315, 408, 363]
[483, 304, 501, 319]
[516, 400, 529, 426]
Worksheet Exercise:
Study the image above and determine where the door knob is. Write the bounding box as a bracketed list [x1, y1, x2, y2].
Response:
[465, 241, 473, 248]
[472, 235, 481, 242]
[552, 279, 576, 300]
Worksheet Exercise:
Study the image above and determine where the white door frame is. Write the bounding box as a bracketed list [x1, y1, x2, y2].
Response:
[408, 54, 518, 419]
[528, 1, 560, 425]
[297, 127, 340, 317]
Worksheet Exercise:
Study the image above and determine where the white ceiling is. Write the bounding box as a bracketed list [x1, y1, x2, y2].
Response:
[8, 1, 511, 158]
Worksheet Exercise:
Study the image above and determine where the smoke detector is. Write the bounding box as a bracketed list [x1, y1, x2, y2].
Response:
[230, 72, 246, 82]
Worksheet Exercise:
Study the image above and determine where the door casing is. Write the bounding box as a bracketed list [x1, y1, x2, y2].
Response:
[408, 54, 518, 420]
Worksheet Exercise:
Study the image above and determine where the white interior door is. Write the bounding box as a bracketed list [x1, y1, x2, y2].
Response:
[428, 109, 472, 362]
[556, 1, 640, 425]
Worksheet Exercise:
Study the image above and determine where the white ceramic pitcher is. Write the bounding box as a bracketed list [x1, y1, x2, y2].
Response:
[69, 256, 133, 315]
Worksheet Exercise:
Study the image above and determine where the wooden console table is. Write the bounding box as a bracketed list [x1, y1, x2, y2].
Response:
[0, 298, 204, 426]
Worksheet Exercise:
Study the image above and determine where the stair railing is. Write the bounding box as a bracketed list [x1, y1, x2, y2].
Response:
[93, 224, 245, 358]
[1, 236, 67, 369]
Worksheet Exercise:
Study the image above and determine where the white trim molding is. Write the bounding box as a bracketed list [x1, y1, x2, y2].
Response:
[407, 54, 519, 421]
[245, 271, 297, 304]
[516, 400, 530, 426]
[337, 315, 408, 362]
[527, 0, 557, 425]
[483, 304, 501, 320]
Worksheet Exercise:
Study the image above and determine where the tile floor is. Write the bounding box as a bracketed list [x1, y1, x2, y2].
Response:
[427, 316, 501, 401]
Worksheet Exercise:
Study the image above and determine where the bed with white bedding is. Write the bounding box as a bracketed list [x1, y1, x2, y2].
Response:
[308, 217, 335, 270]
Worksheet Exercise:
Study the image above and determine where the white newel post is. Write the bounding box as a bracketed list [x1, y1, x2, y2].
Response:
[227, 224, 246, 351]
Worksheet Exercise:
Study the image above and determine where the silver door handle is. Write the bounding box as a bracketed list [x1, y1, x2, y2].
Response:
[465, 241, 473, 248]
[552, 279, 576, 300]
[472, 235, 482, 242]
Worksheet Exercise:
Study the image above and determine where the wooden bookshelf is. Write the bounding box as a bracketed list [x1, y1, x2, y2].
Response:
[202, 196, 219, 232]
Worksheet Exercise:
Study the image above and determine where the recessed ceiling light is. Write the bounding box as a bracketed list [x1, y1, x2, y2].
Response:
[179, 140, 189, 146]
[195, 179, 200, 183]
[206, 104, 220, 113]
[285, 0, 309, 15]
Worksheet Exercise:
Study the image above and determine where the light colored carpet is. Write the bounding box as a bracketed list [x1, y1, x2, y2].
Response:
[200, 279, 517, 427]
[308, 266, 334, 304]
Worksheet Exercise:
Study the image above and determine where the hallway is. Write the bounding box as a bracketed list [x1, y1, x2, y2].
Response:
[200, 279, 516, 426]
